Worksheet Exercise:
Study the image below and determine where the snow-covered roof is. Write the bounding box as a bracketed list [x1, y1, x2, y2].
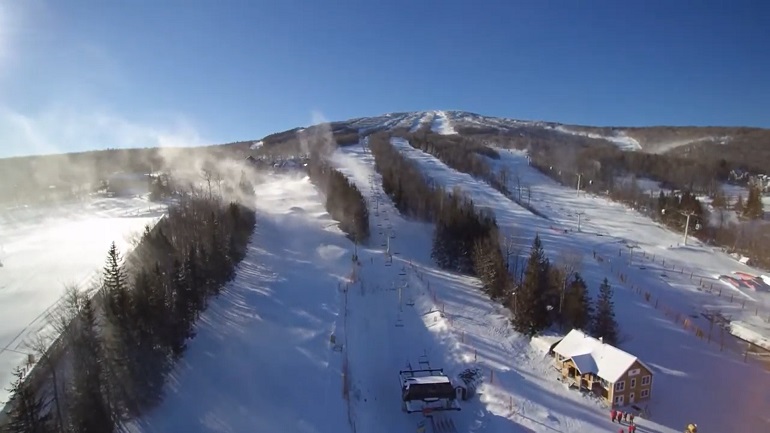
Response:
[570, 353, 598, 375]
[552, 329, 651, 383]
[406, 375, 451, 385]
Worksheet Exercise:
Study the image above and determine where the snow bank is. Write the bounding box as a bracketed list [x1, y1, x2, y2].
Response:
[730, 321, 770, 351]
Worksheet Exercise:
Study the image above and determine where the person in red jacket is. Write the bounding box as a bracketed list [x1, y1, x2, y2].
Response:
[611, 409, 617, 422]
[617, 410, 624, 424]
[628, 424, 636, 433]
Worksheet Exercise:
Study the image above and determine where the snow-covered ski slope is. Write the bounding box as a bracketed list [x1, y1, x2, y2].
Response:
[132, 176, 352, 433]
[431, 111, 457, 135]
[387, 138, 770, 432]
[136, 135, 769, 433]
[486, 148, 770, 350]
[331, 111, 652, 151]
[0, 196, 164, 405]
[552, 126, 642, 151]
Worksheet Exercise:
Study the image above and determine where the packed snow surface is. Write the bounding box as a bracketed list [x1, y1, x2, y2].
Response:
[0, 196, 164, 404]
[553, 126, 642, 151]
[430, 110, 457, 135]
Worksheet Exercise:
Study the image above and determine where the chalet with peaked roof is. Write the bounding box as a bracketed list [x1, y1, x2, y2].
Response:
[552, 329, 654, 407]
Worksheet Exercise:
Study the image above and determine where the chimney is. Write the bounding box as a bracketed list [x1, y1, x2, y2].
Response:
[599, 337, 604, 344]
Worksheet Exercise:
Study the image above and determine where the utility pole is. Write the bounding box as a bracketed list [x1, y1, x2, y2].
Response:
[626, 244, 636, 266]
[576, 173, 582, 197]
[680, 211, 695, 246]
[576, 211, 585, 232]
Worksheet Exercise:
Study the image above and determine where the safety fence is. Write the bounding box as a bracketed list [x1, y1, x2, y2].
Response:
[622, 247, 768, 313]
[593, 249, 770, 367]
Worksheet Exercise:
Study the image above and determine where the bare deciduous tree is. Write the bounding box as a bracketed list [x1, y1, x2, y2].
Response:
[26, 331, 66, 432]
[556, 249, 584, 315]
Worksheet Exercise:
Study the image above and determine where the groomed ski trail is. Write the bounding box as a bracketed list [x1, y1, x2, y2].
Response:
[132, 175, 352, 433]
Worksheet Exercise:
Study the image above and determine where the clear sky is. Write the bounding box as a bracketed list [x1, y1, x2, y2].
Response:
[0, 0, 767, 158]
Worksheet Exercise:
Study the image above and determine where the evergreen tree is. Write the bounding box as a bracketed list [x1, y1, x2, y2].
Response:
[591, 278, 619, 345]
[128, 267, 169, 412]
[712, 188, 727, 209]
[511, 235, 551, 336]
[471, 234, 508, 300]
[431, 220, 453, 270]
[743, 184, 764, 220]
[100, 242, 136, 419]
[103, 242, 130, 325]
[561, 273, 592, 331]
[734, 194, 744, 214]
[70, 297, 114, 433]
[3, 366, 52, 433]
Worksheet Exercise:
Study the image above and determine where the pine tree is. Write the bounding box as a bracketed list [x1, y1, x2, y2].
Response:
[511, 235, 551, 336]
[743, 184, 764, 220]
[100, 242, 136, 419]
[3, 366, 52, 433]
[712, 188, 727, 209]
[70, 297, 114, 433]
[431, 220, 453, 270]
[561, 273, 592, 331]
[591, 278, 619, 345]
[103, 242, 130, 325]
[734, 194, 744, 214]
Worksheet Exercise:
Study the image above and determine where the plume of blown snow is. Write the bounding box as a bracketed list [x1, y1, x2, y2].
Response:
[298, 110, 336, 158]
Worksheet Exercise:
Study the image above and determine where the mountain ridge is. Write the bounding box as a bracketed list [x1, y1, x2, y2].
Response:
[305, 110, 770, 155]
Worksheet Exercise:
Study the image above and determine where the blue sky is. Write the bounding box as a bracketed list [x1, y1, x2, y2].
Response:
[0, 0, 767, 157]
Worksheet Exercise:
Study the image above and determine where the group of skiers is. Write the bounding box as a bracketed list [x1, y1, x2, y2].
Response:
[610, 408, 637, 433]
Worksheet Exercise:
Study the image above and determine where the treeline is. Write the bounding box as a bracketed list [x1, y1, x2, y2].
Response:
[369, 132, 620, 340]
[513, 235, 619, 341]
[2, 180, 257, 433]
[368, 133, 509, 300]
[403, 132, 547, 218]
[403, 131, 500, 178]
[527, 139, 770, 266]
[306, 159, 370, 242]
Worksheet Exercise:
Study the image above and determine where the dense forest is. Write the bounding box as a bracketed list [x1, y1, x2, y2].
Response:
[2, 173, 257, 433]
[306, 158, 370, 242]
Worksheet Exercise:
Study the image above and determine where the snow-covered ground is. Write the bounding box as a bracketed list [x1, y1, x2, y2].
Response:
[131, 175, 351, 433]
[553, 126, 642, 151]
[431, 111, 457, 135]
[386, 139, 770, 432]
[0, 195, 164, 404]
[134, 136, 769, 433]
[487, 149, 770, 351]
[410, 112, 433, 133]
